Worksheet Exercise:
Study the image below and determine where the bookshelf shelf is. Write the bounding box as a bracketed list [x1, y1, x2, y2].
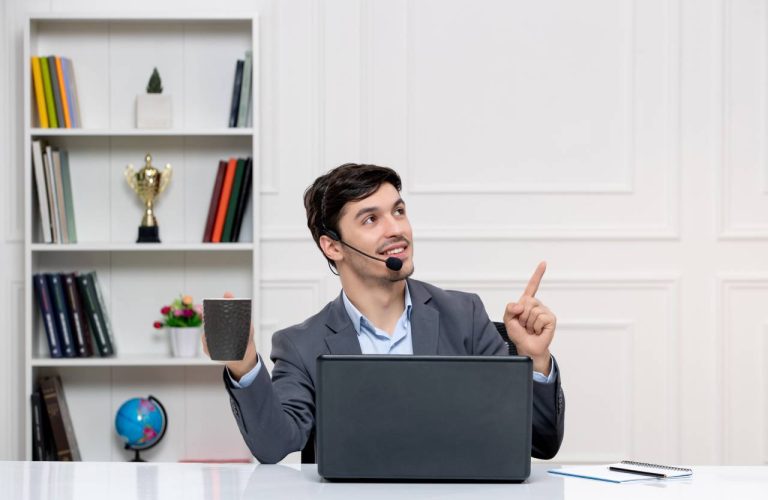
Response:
[31, 128, 255, 137]
[30, 243, 255, 252]
[31, 355, 220, 367]
[23, 13, 259, 462]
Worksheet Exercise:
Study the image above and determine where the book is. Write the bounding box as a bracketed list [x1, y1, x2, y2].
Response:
[548, 461, 693, 483]
[62, 58, 81, 128]
[32, 386, 57, 460]
[39, 375, 81, 461]
[47, 56, 65, 129]
[60, 150, 77, 243]
[44, 145, 61, 243]
[52, 149, 70, 244]
[211, 157, 237, 242]
[30, 390, 46, 461]
[39, 55, 57, 128]
[231, 157, 252, 242]
[63, 272, 93, 357]
[91, 272, 116, 355]
[46, 273, 76, 358]
[76, 271, 115, 357]
[236, 50, 252, 127]
[30, 57, 49, 128]
[31, 140, 53, 243]
[54, 57, 72, 128]
[32, 274, 62, 358]
[228, 59, 244, 127]
[222, 158, 245, 242]
[203, 161, 227, 242]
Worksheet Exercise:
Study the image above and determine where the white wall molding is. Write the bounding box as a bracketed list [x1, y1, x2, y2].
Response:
[716, 276, 768, 464]
[717, 0, 768, 239]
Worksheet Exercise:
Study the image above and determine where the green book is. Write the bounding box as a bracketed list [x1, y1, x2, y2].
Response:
[222, 158, 245, 242]
[236, 50, 252, 127]
[60, 150, 77, 243]
[76, 271, 114, 356]
[39, 56, 58, 128]
[47, 56, 64, 129]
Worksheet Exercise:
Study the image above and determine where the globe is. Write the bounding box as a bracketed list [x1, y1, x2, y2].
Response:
[115, 395, 167, 462]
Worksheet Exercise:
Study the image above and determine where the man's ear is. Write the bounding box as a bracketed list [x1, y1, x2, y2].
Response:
[319, 234, 343, 263]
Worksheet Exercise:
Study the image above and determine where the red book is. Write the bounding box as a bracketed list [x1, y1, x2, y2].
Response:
[203, 161, 227, 242]
[211, 158, 237, 243]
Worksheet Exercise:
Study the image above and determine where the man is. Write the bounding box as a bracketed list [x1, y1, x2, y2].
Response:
[206, 163, 565, 463]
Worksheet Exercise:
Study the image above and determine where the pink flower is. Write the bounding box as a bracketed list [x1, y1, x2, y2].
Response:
[160, 306, 171, 315]
[194, 304, 203, 316]
[174, 309, 183, 317]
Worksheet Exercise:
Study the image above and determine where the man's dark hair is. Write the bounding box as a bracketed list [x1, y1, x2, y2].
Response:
[303, 163, 402, 270]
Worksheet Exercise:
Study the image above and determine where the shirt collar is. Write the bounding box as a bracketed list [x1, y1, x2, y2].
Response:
[341, 282, 413, 336]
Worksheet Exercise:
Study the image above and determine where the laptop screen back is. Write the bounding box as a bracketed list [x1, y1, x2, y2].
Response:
[316, 355, 533, 481]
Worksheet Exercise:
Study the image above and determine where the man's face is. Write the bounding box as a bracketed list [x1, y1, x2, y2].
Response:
[335, 183, 414, 282]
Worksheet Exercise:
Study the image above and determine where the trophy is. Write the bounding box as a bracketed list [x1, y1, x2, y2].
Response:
[124, 153, 172, 243]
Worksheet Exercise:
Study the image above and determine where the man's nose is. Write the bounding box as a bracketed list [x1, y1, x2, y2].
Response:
[382, 214, 405, 237]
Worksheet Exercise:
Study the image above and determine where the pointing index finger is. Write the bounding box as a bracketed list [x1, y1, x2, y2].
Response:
[522, 261, 547, 298]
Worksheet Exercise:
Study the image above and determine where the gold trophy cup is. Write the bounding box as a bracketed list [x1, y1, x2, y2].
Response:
[124, 153, 172, 243]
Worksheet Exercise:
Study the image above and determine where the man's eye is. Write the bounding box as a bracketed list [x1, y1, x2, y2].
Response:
[395, 207, 405, 215]
[363, 215, 376, 224]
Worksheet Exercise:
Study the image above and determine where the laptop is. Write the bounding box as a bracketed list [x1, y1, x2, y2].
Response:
[316, 355, 533, 481]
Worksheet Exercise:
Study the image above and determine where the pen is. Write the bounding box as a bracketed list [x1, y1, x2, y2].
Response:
[608, 466, 665, 478]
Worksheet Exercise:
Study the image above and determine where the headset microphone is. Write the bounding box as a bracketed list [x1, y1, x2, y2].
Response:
[324, 229, 404, 271]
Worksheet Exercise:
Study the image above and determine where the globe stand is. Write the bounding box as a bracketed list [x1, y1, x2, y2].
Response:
[127, 446, 146, 463]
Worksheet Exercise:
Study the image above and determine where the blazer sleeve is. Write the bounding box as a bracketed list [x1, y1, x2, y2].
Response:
[222, 329, 315, 463]
[470, 293, 566, 460]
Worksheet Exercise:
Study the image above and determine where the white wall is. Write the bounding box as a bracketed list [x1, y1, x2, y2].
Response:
[2, 0, 767, 465]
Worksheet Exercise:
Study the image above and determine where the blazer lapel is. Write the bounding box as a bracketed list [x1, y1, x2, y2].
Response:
[323, 293, 363, 355]
[408, 279, 440, 355]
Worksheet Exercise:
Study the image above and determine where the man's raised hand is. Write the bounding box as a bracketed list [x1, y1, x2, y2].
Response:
[502, 262, 557, 375]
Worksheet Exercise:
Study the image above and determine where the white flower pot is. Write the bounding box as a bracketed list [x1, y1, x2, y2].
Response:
[136, 94, 172, 129]
[169, 327, 202, 358]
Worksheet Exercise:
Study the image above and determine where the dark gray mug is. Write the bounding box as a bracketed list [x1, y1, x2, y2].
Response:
[203, 298, 252, 361]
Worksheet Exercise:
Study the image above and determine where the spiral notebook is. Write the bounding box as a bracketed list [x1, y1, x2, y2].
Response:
[548, 461, 693, 483]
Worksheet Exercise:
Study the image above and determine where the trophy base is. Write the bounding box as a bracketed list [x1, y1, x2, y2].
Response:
[137, 226, 160, 243]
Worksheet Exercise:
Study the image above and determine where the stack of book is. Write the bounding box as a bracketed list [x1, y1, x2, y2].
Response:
[33, 271, 116, 358]
[228, 50, 253, 128]
[203, 157, 253, 243]
[30, 55, 81, 128]
[31, 375, 80, 461]
[31, 140, 77, 244]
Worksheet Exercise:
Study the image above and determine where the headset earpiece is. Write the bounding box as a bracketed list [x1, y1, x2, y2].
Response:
[323, 227, 340, 242]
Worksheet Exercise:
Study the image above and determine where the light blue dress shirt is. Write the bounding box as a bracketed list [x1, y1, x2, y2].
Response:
[229, 284, 556, 387]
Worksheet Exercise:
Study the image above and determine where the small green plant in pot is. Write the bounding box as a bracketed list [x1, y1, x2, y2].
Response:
[136, 67, 172, 128]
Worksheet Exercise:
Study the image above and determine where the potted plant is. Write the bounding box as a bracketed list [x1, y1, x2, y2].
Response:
[154, 294, 203, 357]
[136, 67, 172, 128]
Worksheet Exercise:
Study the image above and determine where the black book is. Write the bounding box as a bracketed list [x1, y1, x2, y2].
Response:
[46, 273, 76, 358]
[228, 59, 244, 127]
[32, 273, 62, 358]
[231, 157, 252, 242]
[31, 390, 46, 461]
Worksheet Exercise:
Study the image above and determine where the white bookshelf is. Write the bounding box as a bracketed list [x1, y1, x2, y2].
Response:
[23, 14, 259, 462]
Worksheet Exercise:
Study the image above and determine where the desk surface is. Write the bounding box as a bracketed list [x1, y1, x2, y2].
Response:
[1, 462, 766, 500]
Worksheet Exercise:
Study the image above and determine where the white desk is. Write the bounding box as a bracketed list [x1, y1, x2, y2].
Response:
[1, 462, 766, 500]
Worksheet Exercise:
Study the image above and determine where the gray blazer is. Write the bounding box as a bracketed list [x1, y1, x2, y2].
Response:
[223, 278, 565, 464]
